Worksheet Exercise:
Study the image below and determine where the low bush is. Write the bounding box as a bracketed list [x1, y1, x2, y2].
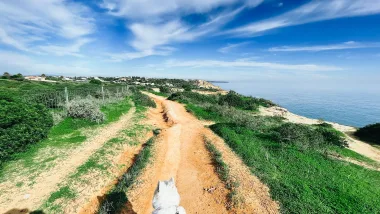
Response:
[272, 122, 347, 149]
[66, 97, 105, 123]
[218, 91, 276, 111]
[0, 93, 53, 165]
[132, 91, 156, 108]
[168, 91, 218, 104]
[355, 123, 380, 145]
[158, 86, 171, 94]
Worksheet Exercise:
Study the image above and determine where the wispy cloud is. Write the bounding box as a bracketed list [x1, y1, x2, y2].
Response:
[159, 58, 342, 71]
[38, 38, 94, 57]
[100, 0, 263, 19]
[106, 47, 175, 62]
[218, 42, 250, 53]
[0, 51, 92, 75]
[269, 41, 380, 52]
[107, 7, 245, 61]
[227, 0, 380, 36]
[0, 1, 95, 52]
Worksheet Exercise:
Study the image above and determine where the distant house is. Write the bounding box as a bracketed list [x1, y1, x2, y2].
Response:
[94, 77, 107, 82]
[119, 77, 127, 82]
[25, 76, 46, 81]
[63, 77, 73, 81]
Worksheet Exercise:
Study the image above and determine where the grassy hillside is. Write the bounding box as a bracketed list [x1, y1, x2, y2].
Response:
[176, 91, 380, 213]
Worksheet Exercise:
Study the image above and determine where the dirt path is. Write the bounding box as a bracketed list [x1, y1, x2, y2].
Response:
[260, 106, 380, 163]
[0, 107, 136, 213]
[127, 94, 279, 213]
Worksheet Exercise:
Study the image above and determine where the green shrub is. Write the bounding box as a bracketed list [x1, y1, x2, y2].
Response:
[316, 122, 333, 128]
[168, 91, 218, 104]
[218, 91, 275, 111]
[182, 84, 192, 92]
[355, 123, 380, 145]
[0, 93, 53, 165]
[159, 86, 170, 94]
[272, 123, 347, 149]
[66, 97, 105, 123]
[132, 91, 156, 108]
[89, 79, 102, 85]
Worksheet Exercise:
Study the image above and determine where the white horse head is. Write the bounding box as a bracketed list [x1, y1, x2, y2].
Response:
[152, 177, 186, 214]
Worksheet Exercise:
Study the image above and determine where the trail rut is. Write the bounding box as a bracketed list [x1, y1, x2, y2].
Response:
[127, 94, 279, 213]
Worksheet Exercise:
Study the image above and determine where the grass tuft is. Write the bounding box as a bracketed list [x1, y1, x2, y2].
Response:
[205, 138, 240, 208]
[98, 137, 155, 213]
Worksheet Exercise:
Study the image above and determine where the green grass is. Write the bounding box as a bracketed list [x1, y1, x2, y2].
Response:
[185, 103, 225, 122]
[41, 104, 150, 213]
[205, 139, 239, 208]
[46, 186, 76, 204]
[42, 186, 77, 212]
[330, 147, 379, 166]
[210, 123, 380, 214]
[205, 141, 230, 182]
[148, 90, 170, 97]
[98, 137, 155, 213]
[0, 98, 133, 182]
[101, 98, 133, 123]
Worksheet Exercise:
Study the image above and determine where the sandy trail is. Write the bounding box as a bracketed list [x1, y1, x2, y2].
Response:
[127, 94, 278, 213]
[0, 107, 135, 213]
[260, 106, 380, 163]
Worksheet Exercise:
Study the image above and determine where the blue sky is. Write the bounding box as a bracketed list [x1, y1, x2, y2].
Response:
[0, 0, 380, 90]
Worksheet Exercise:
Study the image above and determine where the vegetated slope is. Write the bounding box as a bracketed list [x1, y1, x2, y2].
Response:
[261, 106, 380, 162]
[0, 101, 135, 213]
[178, 92, 380, 213]
[355, 123, 380, 145]
[126, 93, 279, 213]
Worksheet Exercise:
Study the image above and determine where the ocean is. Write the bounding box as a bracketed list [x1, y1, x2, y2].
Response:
[214, 82, 380, 128]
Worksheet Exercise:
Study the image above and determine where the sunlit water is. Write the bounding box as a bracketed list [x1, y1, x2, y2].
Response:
[214, 82, 380, 128]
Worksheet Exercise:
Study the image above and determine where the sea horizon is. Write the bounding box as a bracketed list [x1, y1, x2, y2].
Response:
[214, 81, 380, 128]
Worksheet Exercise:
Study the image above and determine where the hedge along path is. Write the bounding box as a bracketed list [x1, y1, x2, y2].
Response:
[0, 106, 136, 213]
[126, 93, 279, 213]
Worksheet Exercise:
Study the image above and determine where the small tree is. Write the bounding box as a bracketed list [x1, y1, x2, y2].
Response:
[89, 79, 102, 85]
[182, 84, 192, 92]
[10, 73, 24, 81]
[159, 86, 170, 93]
[41, 74, 46, 77]
[2, 72, 10, 79]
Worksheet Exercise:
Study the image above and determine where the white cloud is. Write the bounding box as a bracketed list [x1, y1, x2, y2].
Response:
[106, 48, 174, 62]
[100, 0, 261, 61]
[218, 42, 250, 53]
[227, 0, 380, 36]
[100, 0, 263, 19]
[108, 7, 244, 61]
[0, 0, 95, 52]
[269, 41, 380, 52]
[160, 58, 342, 71]
[0, 51, 92, 75]
[38, 38, 94, 57]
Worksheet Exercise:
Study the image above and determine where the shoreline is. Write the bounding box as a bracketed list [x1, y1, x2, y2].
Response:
[207, 83, 380, 163]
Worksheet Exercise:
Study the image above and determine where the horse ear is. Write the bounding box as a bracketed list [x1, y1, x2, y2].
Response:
[158, 181, 162, 191]
[169, 177, 175, 186]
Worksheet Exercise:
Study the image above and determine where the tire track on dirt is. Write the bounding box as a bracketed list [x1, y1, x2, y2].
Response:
[0, 107, 136, 213]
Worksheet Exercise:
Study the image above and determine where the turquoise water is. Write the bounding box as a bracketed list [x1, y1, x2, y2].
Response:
[214, 82, 380, 128]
